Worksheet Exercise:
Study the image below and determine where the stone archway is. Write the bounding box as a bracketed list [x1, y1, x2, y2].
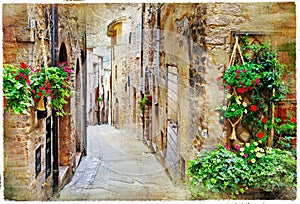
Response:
[75, 58, 82, 153]
[58, 42, 71, 167]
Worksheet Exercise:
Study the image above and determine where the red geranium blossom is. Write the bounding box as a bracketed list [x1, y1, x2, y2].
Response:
[291, 118, 297, 124]
[15, 75, 21, 80]
[262, 118, 267, 123]
[256, 78, 260, 86]
[257, 132, 265, 139]
[250, 105, 258, 112]
[46, 82, 51, 89]
[20, 62, 29, 69]
[38, 92, 43, 97]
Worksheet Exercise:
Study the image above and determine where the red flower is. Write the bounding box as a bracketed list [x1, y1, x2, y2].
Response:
[256, 78, 260, 86]
[64, 67, 72, 73]
[226, 85, 231, 90]
[236, 75, 240, 79]
[250, 105, 258, 112]
[257, 132, 265, 139]
[39, 86, 45, 91]
[15, 75, 21, 80]
[32, 90, 36, 93]
[291, 118, 297, 124]
[242, 70, 247, 73]
[262, 118, 267, 123]
[34, 98, 38, 103]
[38, 92, 43, 97]
[20, 62, 29, 69]
[46, 89, 52, 94]
[219, 85, 224, 90]
[236, 70, 241, 74]
[26, 80, 30, 85]
[237, 87, 243, 93]
[46, 82, 51, 89]
[292, 138, 297, 144]
[216, 76, 222, 82]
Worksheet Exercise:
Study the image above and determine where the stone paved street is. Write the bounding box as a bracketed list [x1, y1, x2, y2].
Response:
[54, 125, 189, 200]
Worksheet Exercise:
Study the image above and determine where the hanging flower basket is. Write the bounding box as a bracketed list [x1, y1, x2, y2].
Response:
[3, 62, 73, 116]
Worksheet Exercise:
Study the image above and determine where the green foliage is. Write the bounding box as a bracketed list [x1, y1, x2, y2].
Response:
[188, 144, 297, 199]
[139, 97, 147, 115]
[30, 63, 73, 116]
[274, 117, 297, 156]
[3, 62, 73, 116]
[218, 37, 289, 141]
[3, 63, 34, 114]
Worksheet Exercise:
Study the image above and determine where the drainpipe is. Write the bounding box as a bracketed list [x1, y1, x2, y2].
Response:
[51, 4, 59, 193]
[156, 3, 161, 103]
[82, 31, 87, 156]
[141, 3, 145, 139]
[141, 3, 144, 79]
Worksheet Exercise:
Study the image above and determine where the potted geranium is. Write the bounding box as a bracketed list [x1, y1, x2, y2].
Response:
[30, 62, 73, 116]
[3, 62, 73, 117]
[188, 141, 297, 199]
[217, 38, 287, 145]
[3, 63, 34, 114]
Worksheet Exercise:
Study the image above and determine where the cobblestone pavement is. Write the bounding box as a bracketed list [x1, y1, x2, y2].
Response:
[54, 125, 190, 201]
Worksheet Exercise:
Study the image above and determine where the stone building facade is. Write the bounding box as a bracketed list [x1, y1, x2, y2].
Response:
[106, 3, 144, 138]
[108, 2, 296, 183]
[2, 3, 87, 200]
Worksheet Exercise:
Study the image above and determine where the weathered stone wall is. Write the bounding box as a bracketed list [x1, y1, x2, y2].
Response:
[2, 3, 87, 199]
[2, 4, 55, 200]
[4, 107, 53, 200]
[143, 2, 296, 182]
[56, 4, 86, 187]
[106, 3, 143, 138]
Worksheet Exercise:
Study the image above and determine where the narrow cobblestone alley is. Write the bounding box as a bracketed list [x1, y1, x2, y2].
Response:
[54, 125, 189, 200]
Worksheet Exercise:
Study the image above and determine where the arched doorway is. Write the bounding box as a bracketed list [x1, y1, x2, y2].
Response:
[75, 58, 82, 153]
[59, 42, 68, 63]
[57, 42, 71, 172]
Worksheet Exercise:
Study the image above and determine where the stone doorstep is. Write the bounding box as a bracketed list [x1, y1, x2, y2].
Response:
[75, 152, 82, 168]
[59, 166, 69, 186]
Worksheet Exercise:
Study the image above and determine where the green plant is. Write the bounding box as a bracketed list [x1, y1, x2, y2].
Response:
[97, 97, 103, 102]
[274, 117, 297, 156]
[30, 62, 73, 116]
[139, 97, 147, 115]
[188, 143, 297, 199]
[217, 37, 288, 141]
[3, 63, 34, 114]
[188, 145, 250, 199]
[3, 62, 73, 116]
